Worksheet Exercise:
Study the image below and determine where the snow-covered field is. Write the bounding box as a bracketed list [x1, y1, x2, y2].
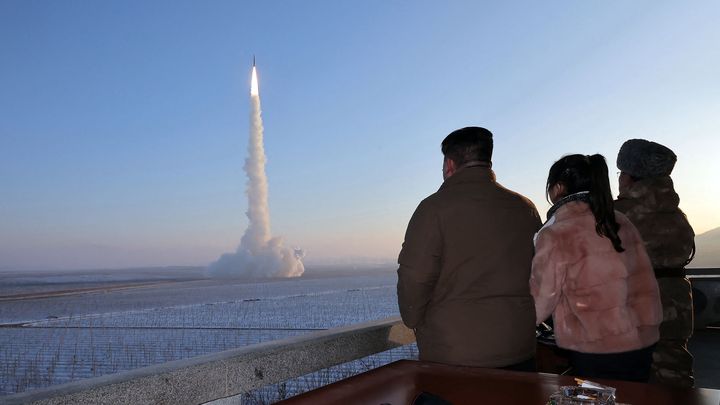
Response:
[0, 267, 417, 400]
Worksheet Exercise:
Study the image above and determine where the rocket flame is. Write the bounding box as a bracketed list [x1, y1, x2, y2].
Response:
[250, 66, 259, 96]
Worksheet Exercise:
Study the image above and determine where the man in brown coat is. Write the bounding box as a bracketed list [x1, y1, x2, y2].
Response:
[615, 139, 695, 387]
[397, 127, 542, 369]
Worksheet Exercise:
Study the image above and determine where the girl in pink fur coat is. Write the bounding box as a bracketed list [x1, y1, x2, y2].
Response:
[530, 154, 662, 382]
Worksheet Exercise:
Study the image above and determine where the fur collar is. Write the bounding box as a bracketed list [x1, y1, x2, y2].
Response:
[546, 191, 590, 221]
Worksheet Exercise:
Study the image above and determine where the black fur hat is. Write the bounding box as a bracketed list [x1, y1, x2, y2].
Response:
[617, 139, 677, 179]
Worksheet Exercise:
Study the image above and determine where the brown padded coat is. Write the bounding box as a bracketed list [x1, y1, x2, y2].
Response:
[397, 166, 542, 367]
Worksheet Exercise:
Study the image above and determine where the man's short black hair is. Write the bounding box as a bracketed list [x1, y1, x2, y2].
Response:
[441, 127, 493, 165]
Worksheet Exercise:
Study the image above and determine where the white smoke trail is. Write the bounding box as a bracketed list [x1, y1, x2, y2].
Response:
[208, 64, 305, 278]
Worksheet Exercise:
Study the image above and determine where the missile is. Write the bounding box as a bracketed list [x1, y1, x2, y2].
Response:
[253, 55, 256, 67]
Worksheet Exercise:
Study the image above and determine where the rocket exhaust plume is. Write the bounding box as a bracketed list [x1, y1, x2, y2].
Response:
[208, 59, 305, 278]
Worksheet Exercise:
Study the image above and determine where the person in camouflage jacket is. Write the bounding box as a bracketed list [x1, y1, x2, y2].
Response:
[615, 139, 695, 388]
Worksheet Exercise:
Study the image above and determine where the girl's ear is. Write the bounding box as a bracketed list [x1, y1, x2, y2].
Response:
[550, 182, 566, 203]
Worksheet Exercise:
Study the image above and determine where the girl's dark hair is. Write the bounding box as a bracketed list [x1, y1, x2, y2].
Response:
[547, 154, 624, 252]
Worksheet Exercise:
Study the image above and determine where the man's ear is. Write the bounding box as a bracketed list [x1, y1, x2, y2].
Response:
[618, 172, 634, 193]
[444, 158, 457, 179]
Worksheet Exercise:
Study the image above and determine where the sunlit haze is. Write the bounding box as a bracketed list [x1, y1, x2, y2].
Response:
[1, 1, 719, 270]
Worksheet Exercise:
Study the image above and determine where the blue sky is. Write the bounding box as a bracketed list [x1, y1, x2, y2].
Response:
[1, 1, 719, 270]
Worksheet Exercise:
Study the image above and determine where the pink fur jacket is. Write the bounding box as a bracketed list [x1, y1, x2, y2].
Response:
[530, 201, 662, 353]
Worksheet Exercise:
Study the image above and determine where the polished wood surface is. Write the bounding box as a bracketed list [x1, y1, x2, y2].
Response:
[278, 360, 720, 405]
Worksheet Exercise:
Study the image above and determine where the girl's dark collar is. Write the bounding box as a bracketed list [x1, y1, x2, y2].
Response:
[546, 191, 590, 221]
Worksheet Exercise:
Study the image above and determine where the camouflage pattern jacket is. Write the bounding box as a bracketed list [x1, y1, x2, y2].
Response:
[615, 176, 694, 272]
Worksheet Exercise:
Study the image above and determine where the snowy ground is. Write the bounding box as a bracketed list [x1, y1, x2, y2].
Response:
[0, 267, 417, 399]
